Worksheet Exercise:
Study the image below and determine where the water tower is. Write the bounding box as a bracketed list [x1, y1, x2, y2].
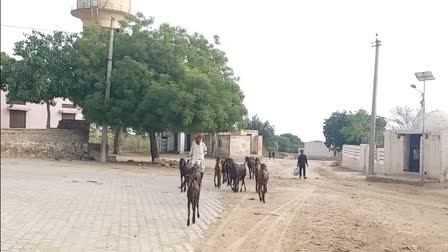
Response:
[71, 0, 132, 29]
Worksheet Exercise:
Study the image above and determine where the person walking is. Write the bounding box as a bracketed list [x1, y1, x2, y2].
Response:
[297, 149, 308, 179]
[188, 133, 208, 186]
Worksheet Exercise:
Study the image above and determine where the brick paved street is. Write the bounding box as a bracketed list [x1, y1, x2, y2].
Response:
[1, 158, 223, 252]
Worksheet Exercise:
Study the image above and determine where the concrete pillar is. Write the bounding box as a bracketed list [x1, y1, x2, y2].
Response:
[360, 144, 370, 172]
[178, 132, 185, 154]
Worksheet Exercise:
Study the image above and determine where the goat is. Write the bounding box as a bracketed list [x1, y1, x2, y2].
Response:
[179, 158, 189, 193]
[214, 156, 222, 189]
[223, 158, 234, 187]
[254, 158, 261, 192]
[258, 163, 269, 203]
[230, 162, 247, 193]
[245, 156, 256, 179]
[187, 163, 201, 226]
[221, 159, 226, 184]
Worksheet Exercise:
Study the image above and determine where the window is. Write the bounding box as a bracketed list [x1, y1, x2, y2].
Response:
[62, 113, 76, 120]
[62, 103, 76, 108]
[9, 110, 26, 128]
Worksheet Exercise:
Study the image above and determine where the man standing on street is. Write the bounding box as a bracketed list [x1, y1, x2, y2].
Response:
[188, 133, 208, 186]
[297, 149, 308, 179]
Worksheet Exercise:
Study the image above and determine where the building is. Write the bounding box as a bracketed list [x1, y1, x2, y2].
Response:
[383, 110, 448, 182]
[154, 132, 192, 154]
[1, 91, 83, 129]
[202, 130, 263, 159]
[155, 130, 264, 159]
[71, 0, 132, 29]
[304, 140, 335, 160]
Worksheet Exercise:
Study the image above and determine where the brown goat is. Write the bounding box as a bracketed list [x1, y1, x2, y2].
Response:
[254, 158, 261, 192]
[214, 156, 222, 189]
[187, 164, 201, 226]
[179, 158, 189, 193]
[258, 163, 269, 203]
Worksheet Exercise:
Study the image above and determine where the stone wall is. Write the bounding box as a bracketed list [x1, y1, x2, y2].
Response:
[1, 122, 89, 160]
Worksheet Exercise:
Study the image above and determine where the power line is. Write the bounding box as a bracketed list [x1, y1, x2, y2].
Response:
[1, 24, 78, 34]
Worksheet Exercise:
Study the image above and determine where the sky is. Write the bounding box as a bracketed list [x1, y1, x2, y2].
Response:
[2, 0, 447, 141]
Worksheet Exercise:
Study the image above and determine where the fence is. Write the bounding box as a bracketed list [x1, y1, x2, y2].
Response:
[342, 144, 384, 174]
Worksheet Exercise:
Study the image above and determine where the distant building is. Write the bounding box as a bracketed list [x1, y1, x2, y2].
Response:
[304, 140, 335, 160]
[384, 110, 448, 182]
[203, 130, 263, 159]
[1, 91, 83, 129]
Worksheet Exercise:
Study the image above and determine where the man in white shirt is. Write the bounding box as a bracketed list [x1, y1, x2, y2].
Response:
[188, 133, 208, 186]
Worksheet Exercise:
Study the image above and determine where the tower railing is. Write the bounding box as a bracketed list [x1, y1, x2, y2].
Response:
[75, 0, 130, 13]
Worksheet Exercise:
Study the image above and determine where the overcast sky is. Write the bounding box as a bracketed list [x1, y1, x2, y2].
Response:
[2, 0, 447, 141]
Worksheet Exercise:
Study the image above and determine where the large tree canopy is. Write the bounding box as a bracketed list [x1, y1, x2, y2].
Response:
[72, 13, 247, 161]
[245, 115, 277, 151]
[2, 31, 77, 128]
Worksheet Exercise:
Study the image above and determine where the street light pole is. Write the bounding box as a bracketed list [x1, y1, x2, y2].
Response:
[368, 34, 381, 175]
[100, 17, 116, 163]
[421, 80, 426, 183]
[413, 71, 435, 184]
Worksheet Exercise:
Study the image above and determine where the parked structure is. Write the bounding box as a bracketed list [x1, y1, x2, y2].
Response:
[1, 91, 83, 129]
[304, 140, 335, 160]
[383, 111, 448, 182]
[71, 0, 132, 29]
[341, 111, 448, 183]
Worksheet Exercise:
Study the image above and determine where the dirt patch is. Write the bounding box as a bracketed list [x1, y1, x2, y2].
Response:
[196, 160, 448, 252]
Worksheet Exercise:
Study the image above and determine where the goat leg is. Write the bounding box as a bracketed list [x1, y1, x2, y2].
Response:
[187, 200, 190, 226]
[192, 200, 196, 224]
[197, 198, 200, 218]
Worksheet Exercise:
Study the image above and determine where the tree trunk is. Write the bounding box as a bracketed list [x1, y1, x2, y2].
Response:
[113, 127, 124, 155]
[45, 100, 51, 129]
[149, 131, 159, 163]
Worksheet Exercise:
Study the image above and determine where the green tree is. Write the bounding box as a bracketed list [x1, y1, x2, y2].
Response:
[323, 110, 386, 151]
[280, 133, 304, 152]
[342, 110, 386, 146]
[323, 111, 350, 151]
[245, 115, 277, 151]
[1, 52, 16, 91]
[4, 31, 77, 128]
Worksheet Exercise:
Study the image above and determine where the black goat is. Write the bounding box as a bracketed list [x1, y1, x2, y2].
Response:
[245, 156, 256, 179]
[230, 163, 247, 193]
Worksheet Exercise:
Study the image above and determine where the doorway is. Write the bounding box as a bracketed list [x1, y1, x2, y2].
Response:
[9, 110, 26, 128]
[408, 134, 421, 173]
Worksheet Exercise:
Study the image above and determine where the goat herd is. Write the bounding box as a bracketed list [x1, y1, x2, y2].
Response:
[178, 156, 269, 226]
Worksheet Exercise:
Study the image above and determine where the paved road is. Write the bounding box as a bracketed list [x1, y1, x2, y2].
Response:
[1, 158, 223, 252]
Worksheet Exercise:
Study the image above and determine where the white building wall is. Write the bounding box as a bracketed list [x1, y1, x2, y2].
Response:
[1, 91, 83, 129]
[304, 141, 334, 158]
[441, 131, 448, 182]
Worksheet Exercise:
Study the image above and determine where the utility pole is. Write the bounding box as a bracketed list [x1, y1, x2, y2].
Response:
[368, 34, 381, 175]
[100, 17, 115, 163]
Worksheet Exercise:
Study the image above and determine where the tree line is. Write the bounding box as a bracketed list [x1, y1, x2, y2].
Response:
[244, 115, 304, 153]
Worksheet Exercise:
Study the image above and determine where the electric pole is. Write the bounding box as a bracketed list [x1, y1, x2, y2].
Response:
[100, 17, 115, 163]
[368, 34, 381, 175]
